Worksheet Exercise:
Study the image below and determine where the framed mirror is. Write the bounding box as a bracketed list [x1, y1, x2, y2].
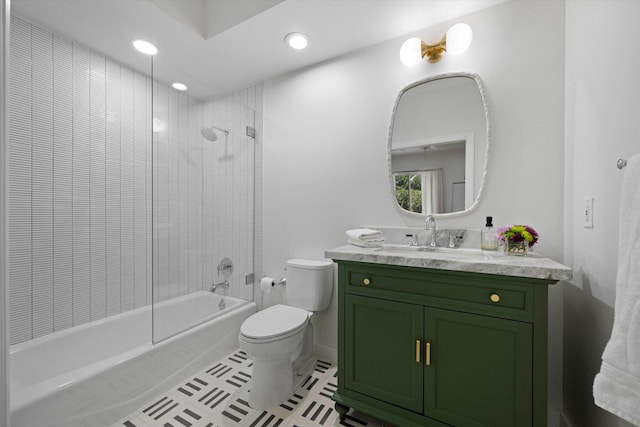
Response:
[388, 72, 491, 219]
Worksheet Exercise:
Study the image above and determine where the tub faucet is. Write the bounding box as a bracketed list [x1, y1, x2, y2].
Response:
[210, 280, 229, 293]
[425, 215, 437, 247]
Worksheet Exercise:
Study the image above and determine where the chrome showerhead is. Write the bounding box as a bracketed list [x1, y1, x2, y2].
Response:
[201, 125, 229, 142]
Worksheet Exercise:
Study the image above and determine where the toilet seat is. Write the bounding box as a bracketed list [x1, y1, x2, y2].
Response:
[240, 304, 309, 344]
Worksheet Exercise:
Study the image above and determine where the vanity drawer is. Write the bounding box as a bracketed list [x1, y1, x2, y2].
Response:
[343, 263, 533, 320]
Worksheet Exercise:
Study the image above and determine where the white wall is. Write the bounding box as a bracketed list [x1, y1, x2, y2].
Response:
[563, 1, 640, 426]
[263, 0, 566, 415]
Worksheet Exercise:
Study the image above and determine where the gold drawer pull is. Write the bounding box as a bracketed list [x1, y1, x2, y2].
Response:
[416, 339, 421, 363]
[490, 293, 501, 303]
[363, 278, 371, 286]
[426, 341, 431, 366]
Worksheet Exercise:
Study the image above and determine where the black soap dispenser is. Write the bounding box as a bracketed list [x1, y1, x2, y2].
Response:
[481, 216, 498, 250]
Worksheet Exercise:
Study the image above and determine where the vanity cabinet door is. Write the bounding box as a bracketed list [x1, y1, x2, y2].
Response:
[344, 294, 424, 413]
[425, 308, 533, 427]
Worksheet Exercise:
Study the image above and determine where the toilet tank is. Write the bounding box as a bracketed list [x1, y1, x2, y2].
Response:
[285, 259, 334, 311]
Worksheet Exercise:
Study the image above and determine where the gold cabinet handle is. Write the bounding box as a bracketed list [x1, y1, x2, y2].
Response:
[426, 341, 431, 366]
[416, 339, 421, 363]
[363, 277, 371, 286]
[490, 293, 501, 303]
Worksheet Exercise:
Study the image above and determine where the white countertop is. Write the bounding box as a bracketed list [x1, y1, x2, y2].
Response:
[325, 244, 573, 281]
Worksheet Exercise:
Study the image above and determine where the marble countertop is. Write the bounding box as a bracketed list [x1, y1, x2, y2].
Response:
[325, 244, 573, 281]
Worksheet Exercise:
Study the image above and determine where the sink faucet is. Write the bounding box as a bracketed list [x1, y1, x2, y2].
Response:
[425, 215, 437, 247]
[210, 280, 229, 293]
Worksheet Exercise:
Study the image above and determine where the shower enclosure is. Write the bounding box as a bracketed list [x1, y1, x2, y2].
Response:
[5, 10, 262, 422]
[151, 56, 261, 341]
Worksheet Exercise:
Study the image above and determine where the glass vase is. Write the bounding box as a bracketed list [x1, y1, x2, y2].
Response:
[505, 240, 528, 256]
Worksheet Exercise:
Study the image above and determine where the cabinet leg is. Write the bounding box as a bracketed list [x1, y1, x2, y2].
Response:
[334, 402, 349, 421]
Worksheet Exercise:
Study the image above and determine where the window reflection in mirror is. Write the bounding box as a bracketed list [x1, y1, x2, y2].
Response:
[390, 74, 489, 217]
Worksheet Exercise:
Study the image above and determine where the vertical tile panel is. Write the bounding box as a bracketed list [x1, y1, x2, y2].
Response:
[201, 102, 213, 290]
[146, 76, 153, 305]
[231, 91, 241, 299]
[90, 52, 106, 320]
[72, 44, 92, 326]
[156, 83, 169, 301]
[187, 98, 199, 294]
[225, 95, 234, 294]
[31, 26, 54, 338]
[178, 93, 189, 296]
[52, 35, 74, 331]
[8, 17, 33, 344]
[133, 71, 147, 307]
[105, 59, 121, 316]
[120, 67, 135, 312]
[167, 89, 180, 298]
[195, 102, 204, 292]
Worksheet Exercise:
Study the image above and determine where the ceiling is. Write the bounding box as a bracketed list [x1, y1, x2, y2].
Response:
[11, 0, 506, 100]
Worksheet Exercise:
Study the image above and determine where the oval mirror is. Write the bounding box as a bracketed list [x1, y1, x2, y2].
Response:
[388, 72, 491, 219]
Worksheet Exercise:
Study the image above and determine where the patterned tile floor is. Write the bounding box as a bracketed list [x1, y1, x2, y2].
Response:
[114, 350, 391, 427]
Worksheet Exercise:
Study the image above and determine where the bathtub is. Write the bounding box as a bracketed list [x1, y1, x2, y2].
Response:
[10, 291, 256, 427]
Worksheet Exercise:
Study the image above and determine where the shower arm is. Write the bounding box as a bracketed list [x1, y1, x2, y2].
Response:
[210, 125, 229, 136]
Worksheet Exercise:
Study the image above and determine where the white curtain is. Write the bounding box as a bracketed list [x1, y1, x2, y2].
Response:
[421, 170, 444, 214]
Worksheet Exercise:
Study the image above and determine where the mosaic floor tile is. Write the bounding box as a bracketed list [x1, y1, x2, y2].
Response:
[114, 350, 389, 427]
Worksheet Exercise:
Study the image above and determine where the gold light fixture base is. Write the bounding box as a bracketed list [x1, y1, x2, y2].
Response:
[421, 35, 447, 63]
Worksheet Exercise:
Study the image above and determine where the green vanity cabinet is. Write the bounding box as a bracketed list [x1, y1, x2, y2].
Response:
[344, 294, 424, 413]
[425, 307, 533, 426]
[333, 260, 555, 427]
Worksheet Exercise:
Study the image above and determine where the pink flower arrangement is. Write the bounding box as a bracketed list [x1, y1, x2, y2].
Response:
[496, 225, 539, 248]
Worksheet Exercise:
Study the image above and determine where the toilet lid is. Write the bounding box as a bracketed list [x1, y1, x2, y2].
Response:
[240, 305, 309, 340]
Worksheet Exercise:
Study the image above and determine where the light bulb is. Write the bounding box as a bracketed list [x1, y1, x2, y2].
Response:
[399, 37, 422, 67]
[132, 39, 158, 56]
[172, 82, 187, 91]
[446, 23, 473, 55]
[285, 33, 309, 50]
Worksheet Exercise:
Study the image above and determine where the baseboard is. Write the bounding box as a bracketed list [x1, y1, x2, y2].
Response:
[314, 342, 337, 365]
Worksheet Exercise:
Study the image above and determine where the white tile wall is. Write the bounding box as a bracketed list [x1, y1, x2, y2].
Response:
[8, 16, 263, 345]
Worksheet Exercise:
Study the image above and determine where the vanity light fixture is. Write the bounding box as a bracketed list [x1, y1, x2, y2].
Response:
[284, 32, 309, 50]
[132, 39, 158, 56]
[172, 82, 188, 91]
[399, 23, 473, 66]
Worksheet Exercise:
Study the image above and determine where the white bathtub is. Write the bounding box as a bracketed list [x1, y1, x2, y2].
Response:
[10, 291, 256, 427]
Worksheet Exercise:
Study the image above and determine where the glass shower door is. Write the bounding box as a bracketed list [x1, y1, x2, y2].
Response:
[151, 60, 258, 342]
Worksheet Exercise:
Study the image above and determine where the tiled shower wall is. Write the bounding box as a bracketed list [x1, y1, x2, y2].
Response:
[153, 83, 262, 305]
[8, 16, 261, 345]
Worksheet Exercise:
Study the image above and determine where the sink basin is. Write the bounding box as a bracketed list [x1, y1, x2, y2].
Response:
[377, 244, 492, 258]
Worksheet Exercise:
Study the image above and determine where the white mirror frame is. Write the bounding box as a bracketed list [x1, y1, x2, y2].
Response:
[387, 71, 492, 219]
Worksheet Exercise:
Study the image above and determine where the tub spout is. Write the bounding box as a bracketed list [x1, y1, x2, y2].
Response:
[210, 280, 229, 293]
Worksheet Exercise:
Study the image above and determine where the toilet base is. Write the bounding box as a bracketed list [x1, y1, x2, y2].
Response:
[247, 325, 316, 410]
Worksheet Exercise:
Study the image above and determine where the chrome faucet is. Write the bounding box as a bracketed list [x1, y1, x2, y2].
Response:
[210, 280, 229, 293]
[425, 215, 437, 247]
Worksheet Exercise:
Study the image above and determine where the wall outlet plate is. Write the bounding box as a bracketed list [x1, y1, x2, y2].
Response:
[584, 197, 594, 228]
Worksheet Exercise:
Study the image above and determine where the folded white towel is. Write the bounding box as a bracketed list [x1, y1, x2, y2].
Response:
[346, 228, 383, 241]
[348, 238, 385, 248]
[593, 153, 640, 426]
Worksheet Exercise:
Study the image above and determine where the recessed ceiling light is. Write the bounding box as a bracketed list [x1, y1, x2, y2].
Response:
[284, 32, 309, 50]
[132, 39, 158, 56]
[172, 82, 187, 91]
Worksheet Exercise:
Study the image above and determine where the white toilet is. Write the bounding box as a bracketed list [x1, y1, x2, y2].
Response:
[239, 258, 334, 409]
